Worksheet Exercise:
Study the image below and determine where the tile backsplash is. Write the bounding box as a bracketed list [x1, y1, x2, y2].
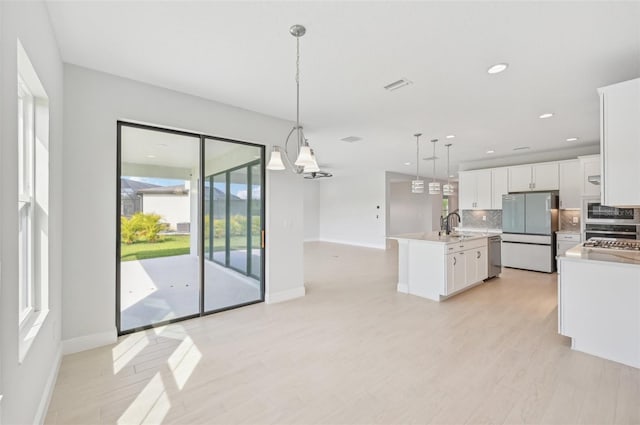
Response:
[559, 210, 581, 232]
[461, 210, 502, 230]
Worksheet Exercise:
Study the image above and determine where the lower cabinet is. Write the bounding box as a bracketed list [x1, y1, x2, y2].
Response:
[445, 245, 488, 295]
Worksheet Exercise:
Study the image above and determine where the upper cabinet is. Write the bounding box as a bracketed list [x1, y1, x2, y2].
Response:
[491, 167, 509, 209]
[458, 169, 492, 210]
[598, 78, 640, 207]
[508, 163, 559, 192]
[580, 155, 601, 198]
[559, 160, 580, 209]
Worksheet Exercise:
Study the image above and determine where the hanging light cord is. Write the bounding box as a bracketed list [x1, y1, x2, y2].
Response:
[447, 145, 450, 185]
[432, 140, 437, 182]
[415, 135, 420, 180]
[296, 36, 301, 150]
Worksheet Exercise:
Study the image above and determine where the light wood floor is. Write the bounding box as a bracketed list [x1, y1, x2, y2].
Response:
[46, 242, 640, 424]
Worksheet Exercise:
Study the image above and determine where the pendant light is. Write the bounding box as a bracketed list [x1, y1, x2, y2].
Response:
[428, 139, 441, 195]
[443, 143, 455, 196]
[411, 133, 424, 193]
[267, 24, 321, 174]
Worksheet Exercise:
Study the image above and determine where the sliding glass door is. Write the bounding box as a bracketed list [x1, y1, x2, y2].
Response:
[117, 122, 264, 335]
[203, 138, 263, 313]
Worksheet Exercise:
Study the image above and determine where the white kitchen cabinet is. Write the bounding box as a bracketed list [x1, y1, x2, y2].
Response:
[491, 167, 509, 209]
[507, 165, 532, 192]
[598, 78, 640, 206]
[580, 155, 601, 198]
[559, 160, 581, 209]
[446, 243, 488, 294]
[446, 252, 466, 294]
[508, 163, 559, 192]
[458, 169, 492, 210]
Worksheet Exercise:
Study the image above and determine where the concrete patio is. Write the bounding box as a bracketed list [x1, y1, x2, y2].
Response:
[120, 253, 261, 331]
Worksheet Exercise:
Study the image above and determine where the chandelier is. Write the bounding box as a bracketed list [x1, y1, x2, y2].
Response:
[266, 24, 320, 174]
[428, 139, 441, 195]
[411, 133, 424, 193]
[443, 143, 455, 195]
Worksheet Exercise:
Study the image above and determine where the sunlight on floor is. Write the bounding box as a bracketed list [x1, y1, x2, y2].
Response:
[167, 336, 202, 390]
[112, 332, 150, 374]
[117, 373, 170, 425]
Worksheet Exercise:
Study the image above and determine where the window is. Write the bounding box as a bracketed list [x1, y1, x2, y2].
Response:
[18, 76, 35, 324]
[17, 40, 50, 359]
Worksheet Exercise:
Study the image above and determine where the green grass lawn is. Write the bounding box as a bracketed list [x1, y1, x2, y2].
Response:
[121, 235, 262, 262]
[121, 235, 191, 262]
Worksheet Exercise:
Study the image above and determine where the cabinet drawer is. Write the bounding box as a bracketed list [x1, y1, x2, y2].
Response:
[557, 233, 581, 243]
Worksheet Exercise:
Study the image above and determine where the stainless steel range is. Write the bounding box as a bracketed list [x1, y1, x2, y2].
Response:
[583, 238, 640, 251]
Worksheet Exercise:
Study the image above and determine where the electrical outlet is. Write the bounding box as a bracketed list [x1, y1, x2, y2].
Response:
[572, 216, 579, 224]
[482, 215, 487, 221]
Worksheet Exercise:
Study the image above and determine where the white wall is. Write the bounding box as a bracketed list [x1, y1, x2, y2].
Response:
[387, 181, 439, 235]
[317, 172, 386, 249]
[63, 65, 304, 346]
[0, 2, 64, 424]
[142, 194, 190, 230]
[303, 179, 320, 241]
[385, 172, 453, 238]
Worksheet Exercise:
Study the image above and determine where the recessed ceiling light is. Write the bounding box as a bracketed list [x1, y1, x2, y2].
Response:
[146, 154, 156, 159]
[539, 113, 554, 119]
[404, 162, 411, 166]
[486, 150, 495, 154]
[449, 174, 455, 178]
[156, 143, 168, 148]
[566, 137, 579, 142]
[487, 63, 509, 74]
[341, 136, 362, 143]
[445, 134, 455, 139]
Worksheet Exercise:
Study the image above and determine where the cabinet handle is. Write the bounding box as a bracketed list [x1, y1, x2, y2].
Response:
[477, 251, 481, 259]
[453, 257, 456, 266]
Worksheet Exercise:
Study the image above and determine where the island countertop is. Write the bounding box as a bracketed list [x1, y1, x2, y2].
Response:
[388, 232, 490, 245]
[562, 244, 640, 267]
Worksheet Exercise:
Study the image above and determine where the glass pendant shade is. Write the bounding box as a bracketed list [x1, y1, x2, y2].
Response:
[304, 149, 320, 172]
[429, 181, 441, 194]
[294, 145, 315, 167]
[411, 180, 425, 193]
[266, 147, 286, 170]
[443, 183, 455, 196]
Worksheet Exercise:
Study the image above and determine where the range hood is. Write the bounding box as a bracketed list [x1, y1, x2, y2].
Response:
[587, 175, 601, 185]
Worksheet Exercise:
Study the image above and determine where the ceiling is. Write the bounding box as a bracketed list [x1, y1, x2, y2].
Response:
[46, 1, 640, 178]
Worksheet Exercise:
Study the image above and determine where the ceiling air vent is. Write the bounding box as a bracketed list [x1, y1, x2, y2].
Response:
[384, 78, 412, 91]
[340, 136, 362, 143]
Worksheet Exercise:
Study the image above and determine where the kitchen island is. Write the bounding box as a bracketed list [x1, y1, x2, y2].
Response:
[388, 233, 490, 301]
[558, 244, 640, 369]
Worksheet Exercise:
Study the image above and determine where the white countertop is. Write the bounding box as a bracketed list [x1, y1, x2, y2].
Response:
[388, 232, 490, 244]
[562, 244, 640, 267]
[455, 227, 502, 234]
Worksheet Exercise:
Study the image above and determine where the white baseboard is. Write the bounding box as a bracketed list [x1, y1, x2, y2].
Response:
[34, 343, 62, 425]
[315, 238, 386, 250]
[303, 238, 320, 242]
[266, 286, 306, 304]
[397, 283, 409, 293]
[62, 328, 117, 355]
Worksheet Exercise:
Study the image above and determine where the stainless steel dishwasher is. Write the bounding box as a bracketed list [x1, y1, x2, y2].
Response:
[487, 235, 502, 279]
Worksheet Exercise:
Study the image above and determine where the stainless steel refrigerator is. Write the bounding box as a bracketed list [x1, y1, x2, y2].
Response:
[501, 192, 558, 273]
